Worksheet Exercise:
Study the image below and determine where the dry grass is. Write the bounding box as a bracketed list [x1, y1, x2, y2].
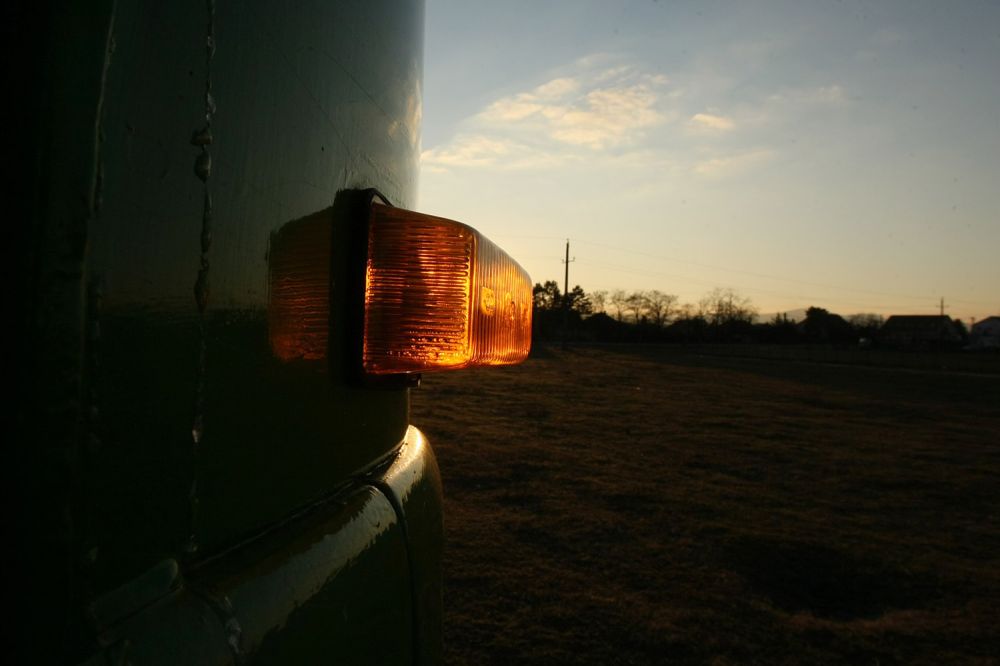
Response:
[411, 344, 1000, 665]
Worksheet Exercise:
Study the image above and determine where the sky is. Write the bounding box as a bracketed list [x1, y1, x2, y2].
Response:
[418, 0, 999, 322]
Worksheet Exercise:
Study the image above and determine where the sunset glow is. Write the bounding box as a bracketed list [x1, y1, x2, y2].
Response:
[420, 1, 999, 322]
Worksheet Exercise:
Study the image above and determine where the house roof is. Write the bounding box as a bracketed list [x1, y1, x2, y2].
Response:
[882, 314, 951, 326]
[880, 315, 963, 341]
[972, 316, 1000, 334]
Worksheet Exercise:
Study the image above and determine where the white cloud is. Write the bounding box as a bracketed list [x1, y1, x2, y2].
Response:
[689, 112, 736, 132]
[421, 135, 572, 172]
[423, 62, 672, 170]
[534, 77, 579, 98]
[485, 75, 666, 149]
[481, 96, 546, 122]
[547, 84, 665, 148]
[421, 136, 513, 169]
[693, 149, 773, 177]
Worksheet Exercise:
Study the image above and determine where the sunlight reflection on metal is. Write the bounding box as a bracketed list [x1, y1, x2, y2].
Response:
[364, 203, 532, 374]
[267, 212, 331, 362]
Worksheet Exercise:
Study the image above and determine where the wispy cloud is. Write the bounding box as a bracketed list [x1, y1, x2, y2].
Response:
[421, 135, 572, 172]
[534, 77, 580, 98]
[729, 83, 850, 129]
[421, 136, 514, 170]
[422, 54, 845, 177]
[688, 112, 736, 132]
[480, 70, 668, 149]
[693, 149, 773, 177]
[547, 84, 665, 148]
[422, 62, 672, 171]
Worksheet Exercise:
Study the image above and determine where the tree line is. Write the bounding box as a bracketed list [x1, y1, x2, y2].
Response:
[531, 280, 948, 345]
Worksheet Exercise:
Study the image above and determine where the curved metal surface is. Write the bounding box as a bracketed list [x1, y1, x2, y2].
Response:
[81, 484, 413, 665]
[13, 0, 441, 662]
[79, 426, 442, 664]
[85, 0, 425, 586]
[373, 427, 445, 666]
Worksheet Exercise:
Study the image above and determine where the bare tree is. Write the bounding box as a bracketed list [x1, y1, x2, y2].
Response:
[699, 287, 757, 326]
[609, 289, 628, 322]
[644, 290, 678, 327]
[625, 291, 648, 324]
[676, 302, 696, 321]
[847, 313, 884, 330]
[589, 290, 607, 316]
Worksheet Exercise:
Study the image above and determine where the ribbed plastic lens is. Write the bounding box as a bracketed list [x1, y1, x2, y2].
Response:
[363, 203, 532, 374]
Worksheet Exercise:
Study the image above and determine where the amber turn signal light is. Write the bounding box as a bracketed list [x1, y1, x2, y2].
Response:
[363, 203, 532, 374]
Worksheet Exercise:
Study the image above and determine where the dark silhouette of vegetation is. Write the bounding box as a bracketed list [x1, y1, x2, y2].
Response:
[530, 282, 974, 350]
[847, 313, 885, 340]
[532, 281, 592, 340]
[801, 307, 855, 345]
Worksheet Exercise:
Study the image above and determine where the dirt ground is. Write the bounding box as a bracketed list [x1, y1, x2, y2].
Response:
[410, 344, 1000, 665]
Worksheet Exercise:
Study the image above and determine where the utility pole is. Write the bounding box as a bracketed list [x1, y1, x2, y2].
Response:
[937, 297, 948, 347]
[562, 239, 575, 298]
[561, 239, 575, 349]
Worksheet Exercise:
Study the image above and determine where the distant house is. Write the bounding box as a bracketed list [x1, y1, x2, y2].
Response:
[970, 316, 1000, 350]
[879, 315, 964, 350]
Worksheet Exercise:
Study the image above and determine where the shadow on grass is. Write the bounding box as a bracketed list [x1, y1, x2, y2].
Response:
[724, 536, 941, 620]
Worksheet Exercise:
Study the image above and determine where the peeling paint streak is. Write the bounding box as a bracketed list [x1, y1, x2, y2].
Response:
[79, 0, 117, 613]
[188, 0, 217, 556]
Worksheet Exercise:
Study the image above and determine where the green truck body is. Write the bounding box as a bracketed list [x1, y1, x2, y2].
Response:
[9, 1, 442, 662]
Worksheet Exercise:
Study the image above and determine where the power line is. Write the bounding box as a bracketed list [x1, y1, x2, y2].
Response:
[491, 232, 997, 311]
[562, 238, 576, 297]
[561, 239, 575, 349]
[570, 237, 976, 305]
[574, 258, 965, 313]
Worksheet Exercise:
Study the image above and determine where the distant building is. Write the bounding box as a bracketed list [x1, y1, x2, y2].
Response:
[879, 315, 964, 350]
[970, 316, 1000, 350]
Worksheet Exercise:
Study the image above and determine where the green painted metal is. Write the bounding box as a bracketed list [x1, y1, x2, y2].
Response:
[89, 0, 425, 576]
[83, 486, 414, 665]
[11, 0, 443, 662]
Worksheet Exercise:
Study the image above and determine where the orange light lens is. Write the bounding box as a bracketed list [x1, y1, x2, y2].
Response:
[363, 203, 532, 374]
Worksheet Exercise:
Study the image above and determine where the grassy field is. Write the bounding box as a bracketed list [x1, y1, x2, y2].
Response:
[411, 344, 1000, 665]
